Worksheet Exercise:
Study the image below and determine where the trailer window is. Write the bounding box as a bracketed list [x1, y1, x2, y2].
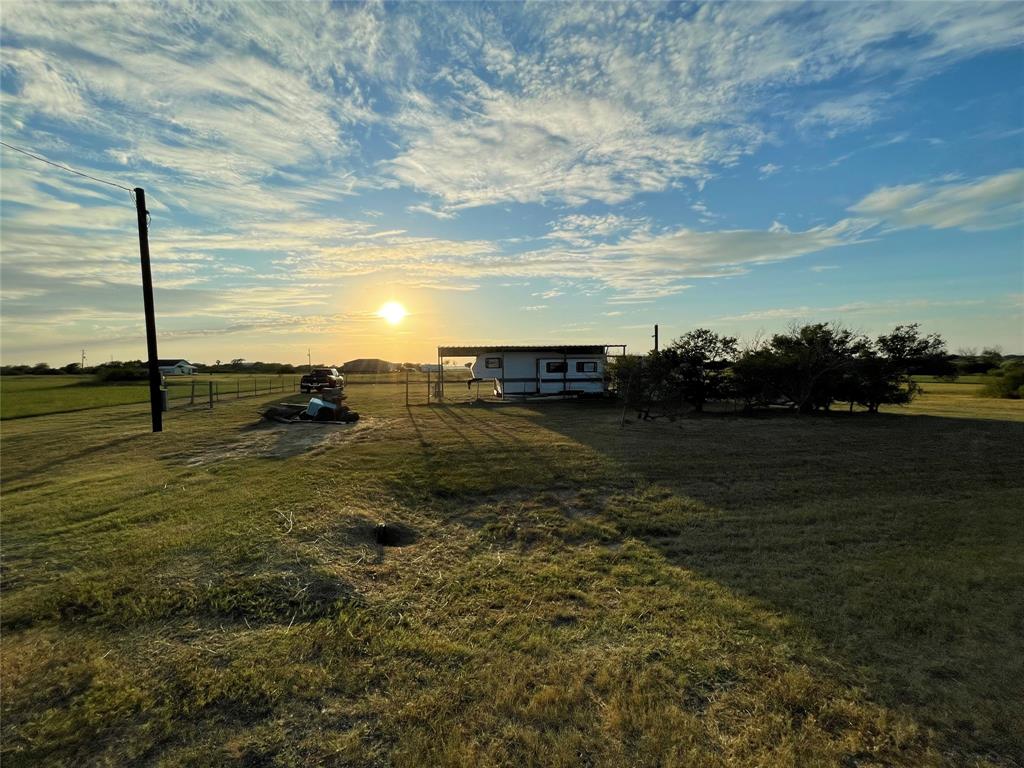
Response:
[485, 357, 502, 369]
[545, 361, 567, 373]
[576, 361, 597, 373]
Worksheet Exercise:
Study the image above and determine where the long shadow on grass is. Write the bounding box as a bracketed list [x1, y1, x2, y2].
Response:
[515, 402, 1024, 761]
[410, 399, 1023, 761]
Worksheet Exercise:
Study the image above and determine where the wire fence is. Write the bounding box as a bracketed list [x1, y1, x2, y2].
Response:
[170, 372, 481, 410]
[168, 376, 300, 409]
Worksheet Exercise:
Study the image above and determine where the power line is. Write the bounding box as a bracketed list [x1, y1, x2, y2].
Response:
[0, 140, 133, 193]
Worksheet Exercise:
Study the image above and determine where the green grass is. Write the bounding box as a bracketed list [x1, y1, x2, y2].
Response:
[1, 383, 1022, 766]
[0, 374, 302, 420]
[0, 372, 470, 420]
[915, 374, 990, 385]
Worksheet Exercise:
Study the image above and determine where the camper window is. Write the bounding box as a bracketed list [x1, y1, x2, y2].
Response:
[545, 361, 567, 373]
[485, 357, 502, 369]
[576, 361, 597, 373]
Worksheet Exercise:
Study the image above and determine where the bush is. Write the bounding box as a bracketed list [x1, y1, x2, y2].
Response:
[95, 366, 149, 383]
[607, 355, 649, 411]
[980, 362, 1024, 399]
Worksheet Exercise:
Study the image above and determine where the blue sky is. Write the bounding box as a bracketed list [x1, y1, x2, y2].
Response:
[1, 1, 1022, 365]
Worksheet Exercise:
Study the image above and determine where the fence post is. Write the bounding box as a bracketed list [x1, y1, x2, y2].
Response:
[405, 369, 409, 407]
[426, 368, 431, 404]
[208, 380, 213, 409]
[190, 379, 195, 405]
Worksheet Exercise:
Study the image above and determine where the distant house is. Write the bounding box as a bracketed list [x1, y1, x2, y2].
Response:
[158, 359, 197, 376]
[341, 358, 397, 374]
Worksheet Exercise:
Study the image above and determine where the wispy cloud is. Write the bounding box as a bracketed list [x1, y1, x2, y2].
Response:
[850, 169, 1024, 231]
[2, 2, 1022, 359]
[715, 298, 990, 324]
[798, 92, 887, 137]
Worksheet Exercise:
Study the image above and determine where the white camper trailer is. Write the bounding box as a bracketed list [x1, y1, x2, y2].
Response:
[436, 345, 625, 399]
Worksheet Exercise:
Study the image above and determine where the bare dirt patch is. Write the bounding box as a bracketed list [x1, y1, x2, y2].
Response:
[185, 416, 389, 465]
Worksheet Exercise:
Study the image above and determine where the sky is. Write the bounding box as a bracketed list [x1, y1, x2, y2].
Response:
[1, 1, 1022, 366]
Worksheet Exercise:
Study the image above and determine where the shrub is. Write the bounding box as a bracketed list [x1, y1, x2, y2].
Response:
[980, 362, 1024, 399]
[95, 366, 149, 383]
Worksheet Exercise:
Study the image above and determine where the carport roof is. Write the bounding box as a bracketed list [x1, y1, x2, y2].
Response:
[437, 344, 622, 357]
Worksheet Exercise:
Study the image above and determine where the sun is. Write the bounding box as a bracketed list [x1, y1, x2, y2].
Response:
[377, 301, 407, 325]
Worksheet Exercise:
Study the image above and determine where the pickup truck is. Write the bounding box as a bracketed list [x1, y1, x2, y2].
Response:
[300, 367, 344, 393]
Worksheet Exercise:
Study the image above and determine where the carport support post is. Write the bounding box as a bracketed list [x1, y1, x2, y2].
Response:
[134, 187, 162, 432]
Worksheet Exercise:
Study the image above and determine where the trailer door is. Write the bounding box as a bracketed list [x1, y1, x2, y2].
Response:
[538, 358, 568, 394]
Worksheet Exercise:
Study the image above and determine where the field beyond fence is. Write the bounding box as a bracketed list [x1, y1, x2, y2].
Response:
[0, 370, 480, 420]
[0, 374, 302, 420]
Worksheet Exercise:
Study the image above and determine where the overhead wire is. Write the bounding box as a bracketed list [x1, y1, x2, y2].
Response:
[0, 139, 135, 194]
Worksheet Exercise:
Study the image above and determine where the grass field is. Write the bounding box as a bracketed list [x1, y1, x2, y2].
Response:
[0, 374, 302, 420]
[1, 381, 1022, 766]
[0, 372, 464, 420]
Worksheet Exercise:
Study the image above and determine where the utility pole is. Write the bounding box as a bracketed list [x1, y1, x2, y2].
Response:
[134, 187, 162, 433]
[307, 348, 312, 371]
[80, 349, 86, 370]
[652, 324, 659, 353]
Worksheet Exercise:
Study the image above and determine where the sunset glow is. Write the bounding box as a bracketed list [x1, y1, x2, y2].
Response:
[378, 301, 407, 326]
[0, 3, 1021, 365]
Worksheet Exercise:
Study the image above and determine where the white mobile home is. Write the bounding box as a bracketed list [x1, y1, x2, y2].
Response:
[436, 345, 625, 399]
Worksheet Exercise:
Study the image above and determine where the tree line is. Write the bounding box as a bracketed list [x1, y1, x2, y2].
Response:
[0, 360, 302, 381]
[610, 322, 972, 417]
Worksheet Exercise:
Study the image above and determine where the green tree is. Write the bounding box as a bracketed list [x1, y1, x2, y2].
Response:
[764, 324, 867, 413]
[666, 328, 738, 412]
[845, 325, 952, 412]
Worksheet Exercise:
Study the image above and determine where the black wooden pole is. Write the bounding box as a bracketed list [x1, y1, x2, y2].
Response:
[134, 187, 162, 432]
[653, 324, 659, 352]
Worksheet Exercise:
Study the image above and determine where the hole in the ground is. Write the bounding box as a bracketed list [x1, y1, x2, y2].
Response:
[374, 522, 418, 547]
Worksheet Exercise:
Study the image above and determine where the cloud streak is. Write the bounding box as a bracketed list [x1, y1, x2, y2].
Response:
[850, 169, 1024, 232]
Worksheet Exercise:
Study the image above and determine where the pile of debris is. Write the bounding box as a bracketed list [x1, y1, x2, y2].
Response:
[260, 386, 360, 424]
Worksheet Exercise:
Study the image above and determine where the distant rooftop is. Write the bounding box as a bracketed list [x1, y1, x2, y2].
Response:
[437, 344, 625, 357]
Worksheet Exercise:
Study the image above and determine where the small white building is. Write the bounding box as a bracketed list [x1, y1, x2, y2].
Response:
[157, 359, 197, 376]
[436, 344, 625, 399]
